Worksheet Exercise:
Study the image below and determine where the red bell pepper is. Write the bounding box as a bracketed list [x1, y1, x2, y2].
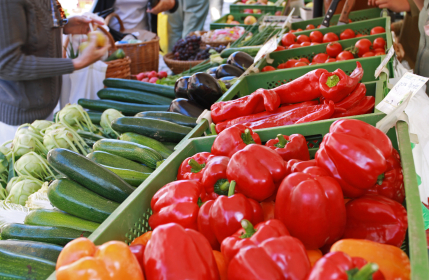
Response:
[335, 83, 367, 110]
[265, 134, 310, 161]
[148, 180, 206, 231]
[198, 200, 220, 250]
[210, 88, 281, 123]
[221, 219, 290, 265]
[144, 223, 220, 280]
[275, 166, 346, 249]
[286, 159, 317, 174]
[201, 156, 230, 199]
[215, 101, 319, 133]
[332, 96, 375, 118]
[227, 144, 288, 202]
[211, 124, 261, 158]
[177, 152, 213, 181]
[199, 182, 264, 245]
[319, 62, 364, 102]
[307, 251, 385, 280]
[227, 235, 311, 280]
[343, 194, 408, 247]
[366, 149, 405, 203]
[316, 119, 392, 198]
[129, 244, 144, 272]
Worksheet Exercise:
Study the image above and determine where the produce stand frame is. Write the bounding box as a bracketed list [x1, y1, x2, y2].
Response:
[210, 13, 267, 30]
[229, 0, 284, 14]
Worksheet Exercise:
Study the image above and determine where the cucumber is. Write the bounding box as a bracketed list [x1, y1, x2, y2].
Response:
[104, 78, 175, 99]
[106, 49, 125, 61]
[25, 209, 100, 232]
[135, 111, 197, 127]
[0, 247, 55, 279]
[78, 99, 169, 116]
[98, 88, 173, 105]
[220, 46, 261, 58]
[48, 179, 120, 223]
[87, 151, 154, 173]
[120, 132, 173, 159]
[93, 139, 163, 169]
[112, 117, 192, 142]
[87, 111, 103, 124]
[162, 142, 178, 151]
[1, 224, 91, 246]
[102, 166, 150, 187]
[47, 148, 134, 203]
[0, 240, 62, 263]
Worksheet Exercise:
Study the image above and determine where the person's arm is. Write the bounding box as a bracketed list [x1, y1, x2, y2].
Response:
[413, 0, 424, 10]
[147, 0, 177, 14]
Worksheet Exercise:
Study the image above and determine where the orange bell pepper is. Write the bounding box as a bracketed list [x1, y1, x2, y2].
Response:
[131, 231, 152, 247]
[56, 237, 97, 269]
[213, 250, 228, 280]
[330, 239, 410, 280]
[57, 257, 111, 280]
[306, 249, 323, 267]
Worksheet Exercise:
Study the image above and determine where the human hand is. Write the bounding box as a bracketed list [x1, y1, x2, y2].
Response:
[64, 15, 105, 35]
[367, 0, 410, 13]
[147, 0, 175, 14]
[72, 33, 110, 70]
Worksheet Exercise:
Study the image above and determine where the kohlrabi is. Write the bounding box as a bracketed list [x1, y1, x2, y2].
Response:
[15, 152, 57, 181]
[100, 109, 124, 138]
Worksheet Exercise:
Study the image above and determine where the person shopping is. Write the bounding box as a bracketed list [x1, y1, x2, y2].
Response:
[0, 0, 109, 143]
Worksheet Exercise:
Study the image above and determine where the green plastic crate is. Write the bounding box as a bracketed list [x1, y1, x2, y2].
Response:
[48, 118, 428, 280]
[210, 13, 267, 31]
[230, 0, 285, 14]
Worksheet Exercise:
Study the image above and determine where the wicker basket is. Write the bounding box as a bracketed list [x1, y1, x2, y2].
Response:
[163, 53, 205, 74]
[105, 13, 159, 75]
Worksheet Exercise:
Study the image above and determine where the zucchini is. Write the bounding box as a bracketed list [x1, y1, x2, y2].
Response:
[48, 179, 120, 223]
[135, 111, 197, 127]
[93, 139, 163, 169]
[77, 130, 106, 141]
[104, 78, 175, 99]
[87, 151, 154, 173]
[25, 209, 100, 232]
[220, 46, 261, 58]
[0, 247, 55, 279]
[98, 88, 173, 105]
[87, 111, 103, 125]
[1, 224, 91, 246]
[102, 166, 150, 187]
[47, 148, 134, 203]
[78, 99, 169, 116]
[0, 240, 62, 263]
[162, 142, 178, 151]
[106, 49, 125, 61]
[112, 117, 192, 142]
[120, 132, 173, 158]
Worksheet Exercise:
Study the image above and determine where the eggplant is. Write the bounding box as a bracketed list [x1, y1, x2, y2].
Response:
[174, 76, 191, 99]
[210, 73, 217, 78]
[219, 76, 237, 89]
[227, 51, 254, 71]
[168, 98, 205, 118]
[215, 64, 244, 79]
[187, 73, 223, 110]
[206, 67, 219, 75]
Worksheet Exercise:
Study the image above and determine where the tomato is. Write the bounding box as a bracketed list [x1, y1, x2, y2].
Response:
[262, 66, 276, 72]
[296, 28, 303, 32]
[373, 48, 385, 54]
[274, 46, 285, 52]
[375, 51, 385, 56]
[290, 29, 296, 33]
[297, 34, 310, 44]
[288, 44, 301, 49]
[355, 34, 364, 37]
[284, 59, 298, 68]
[306, 24, 315, 30]
[301, 42, 311, 47]
[355, 38, 372, 57]
[326, 42, 343, 58]
[373, 38, 386, 49]
[310, 42, 320, 46]
[294, 62, 308, 67]
[325, 58, 337, 63]
[298, 57, 310, 64]
[277, 62, 287, 69]
[362, 52, 375, 57]
[370, 26, 386, 35]
[336, 51, 355, 61]
[310, 31, 323, 43]
[340, 29, 355, 40]
[281, 33, 297, 46]
[312, 53, 329, 63]
[323, 32, 339, 43]
[309, 62, 319, 66]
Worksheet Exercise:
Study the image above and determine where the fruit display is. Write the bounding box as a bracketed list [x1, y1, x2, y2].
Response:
[201, 27, 249, 43]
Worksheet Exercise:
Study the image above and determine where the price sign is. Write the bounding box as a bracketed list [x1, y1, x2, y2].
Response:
[374, 46, 395, 78]
[253, 36, 278, 64]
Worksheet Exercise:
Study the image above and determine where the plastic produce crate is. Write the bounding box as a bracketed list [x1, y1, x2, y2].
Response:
[210, 13, 266, 31]
[230, 0, 285, 14]
[49, 118, 428, 280]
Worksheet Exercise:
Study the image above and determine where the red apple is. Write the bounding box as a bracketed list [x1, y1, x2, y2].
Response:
[275, 11, 282, 15]
[158, 71, 168, 78]
[149, 77, 159, 83]
[254, 9, 262, 14]
[244, 9, 253, 13]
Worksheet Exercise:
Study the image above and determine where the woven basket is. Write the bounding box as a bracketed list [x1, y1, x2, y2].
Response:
[163, 53, 205, 74]
[105, 13, 159, 75]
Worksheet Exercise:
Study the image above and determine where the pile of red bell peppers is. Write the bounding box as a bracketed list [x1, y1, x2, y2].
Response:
[132, 119, 411, 280]
[211, 62, 375, 134]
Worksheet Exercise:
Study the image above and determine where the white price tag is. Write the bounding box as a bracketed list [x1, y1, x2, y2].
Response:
[374, 46, 395, 78]
[376, 73, 429, 114]
[253, 36, 278, 64]
[282, 8, 295, 30]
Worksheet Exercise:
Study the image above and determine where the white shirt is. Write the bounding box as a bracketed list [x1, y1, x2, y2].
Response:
[110, 0, 149, 31]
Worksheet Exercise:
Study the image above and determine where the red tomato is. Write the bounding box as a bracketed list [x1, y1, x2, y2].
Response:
[297, 34, 310, 44]
[281, 33, 296, 46]
[355, 38, 372, 57]
[370, 26, 386, 35]
[373, 48, 386, 54]
[262, 66, 276, 72]
[290, 29, 296, 33]
[355, 34, 364, 37]
[373, 38, 386, 49]
[336, 51, 355, 61]
[300, 42, 311, 47]
[323, 32, 339, 43]
[325, 58, 337, 63]
[362, 52, 375, 57]
[309, 62, 319, 66]
[288, 44, 301, 49]
[306, 24, 315, 30]
[375, 51, 386, 56]
[284, 59, 298, 68]
[277, 62, 287, 69]
[310, 42, 320, 46]
[296, 28, 303, 32]
[312, 53, 329, 63]
[294, 61, 308, 67]
[340, 29, 355, 40]
[310, 31, 323, 43]
[326, 42, 343, 58]
[298, 57, 310, 64]
[275, 45, 285, 52]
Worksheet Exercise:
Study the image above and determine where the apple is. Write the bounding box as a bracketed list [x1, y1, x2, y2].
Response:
[149, 77, 159, 83]
[158, 71, 168, 78]
[148, 71, 158, 78]
[275, 11, 282, 15]
[88, 30, 107, 48]
[230, 20, 240, 24]
[254, 9, 262, 14]
[78, 41, 89, 53]
[244, 15, 257, 25]
[136, 72, 146, 81]
[244, 9, 253, 13]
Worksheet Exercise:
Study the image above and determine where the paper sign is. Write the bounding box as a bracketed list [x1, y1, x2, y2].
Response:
[374, 46, 395, 78]
[282, 7, 295, 30]
[253, 36, 278, 64]
[376, 73, 429, 114]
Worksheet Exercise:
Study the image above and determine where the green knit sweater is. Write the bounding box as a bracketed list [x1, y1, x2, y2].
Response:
[0, 0, 75, 125]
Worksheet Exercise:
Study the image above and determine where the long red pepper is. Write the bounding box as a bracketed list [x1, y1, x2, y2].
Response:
[335, 83, 366, 110]
[295, 100, 335, 124]
[332, 96, 375, 118]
